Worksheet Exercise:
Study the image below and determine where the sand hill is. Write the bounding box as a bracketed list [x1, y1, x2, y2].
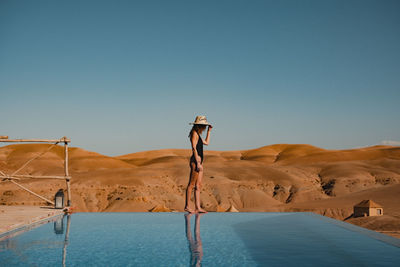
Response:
[1, 143, 399, 236]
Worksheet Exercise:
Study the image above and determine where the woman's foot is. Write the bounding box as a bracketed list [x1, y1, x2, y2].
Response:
[195, 208, 208, 213]
[184, 207, 195, 213]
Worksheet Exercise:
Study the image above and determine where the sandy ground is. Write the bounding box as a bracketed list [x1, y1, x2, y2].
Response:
[0, 206, 63, 235]
[0, 143, 399, 238]
[378, 231, 400, 239]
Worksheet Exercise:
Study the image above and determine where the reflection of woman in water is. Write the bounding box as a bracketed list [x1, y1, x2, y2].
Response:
[185, 213, 203, 267]
[185, 116, 212, 213]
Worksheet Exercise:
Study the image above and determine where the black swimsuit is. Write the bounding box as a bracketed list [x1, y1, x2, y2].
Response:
[191, 132, 203, 164]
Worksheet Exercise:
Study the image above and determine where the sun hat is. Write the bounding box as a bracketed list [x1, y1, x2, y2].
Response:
[189, 115, 211, 125]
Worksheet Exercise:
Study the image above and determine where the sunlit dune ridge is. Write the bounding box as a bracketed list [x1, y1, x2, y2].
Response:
[1, 144, 399, 226]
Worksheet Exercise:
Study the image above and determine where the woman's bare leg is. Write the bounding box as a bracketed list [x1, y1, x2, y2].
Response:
[185, 183, 195, 213]
[194, 168, 207, 213]
[185, 162, 197, 213]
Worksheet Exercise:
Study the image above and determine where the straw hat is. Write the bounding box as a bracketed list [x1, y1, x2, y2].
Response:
[189, 115, 211, 125]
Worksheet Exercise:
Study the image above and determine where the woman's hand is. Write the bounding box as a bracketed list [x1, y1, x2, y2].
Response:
[208, 125, 213, 131]
[195, 155, 202, 172]
[196, 162, 203, 172]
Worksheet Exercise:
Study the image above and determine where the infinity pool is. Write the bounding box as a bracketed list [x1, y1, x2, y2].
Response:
[0, 212, 399, 266]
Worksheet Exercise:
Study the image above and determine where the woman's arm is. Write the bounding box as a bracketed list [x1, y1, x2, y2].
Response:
[203, 125, 212, 145]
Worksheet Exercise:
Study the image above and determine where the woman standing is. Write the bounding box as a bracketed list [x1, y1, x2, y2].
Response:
[185, 116, 212, 213]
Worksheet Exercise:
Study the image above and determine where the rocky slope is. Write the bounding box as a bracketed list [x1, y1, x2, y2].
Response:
[1, 143, 399, 236]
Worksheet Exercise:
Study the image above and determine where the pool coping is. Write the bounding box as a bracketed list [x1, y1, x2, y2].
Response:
[308, 212, 400, 248]
[0, 212, 64, 241]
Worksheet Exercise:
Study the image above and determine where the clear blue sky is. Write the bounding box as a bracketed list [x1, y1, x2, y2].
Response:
[1, 0, 399, 156]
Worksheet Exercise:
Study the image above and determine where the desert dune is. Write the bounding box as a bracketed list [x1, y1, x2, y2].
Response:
[1, 143, 399, 236]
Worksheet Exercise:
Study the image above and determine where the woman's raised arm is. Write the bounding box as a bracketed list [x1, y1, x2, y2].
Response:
[203, 125, 212, 145]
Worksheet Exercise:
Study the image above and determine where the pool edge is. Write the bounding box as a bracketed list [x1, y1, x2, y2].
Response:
[0, 212, 64, 240]
[307, 212, 400, 248]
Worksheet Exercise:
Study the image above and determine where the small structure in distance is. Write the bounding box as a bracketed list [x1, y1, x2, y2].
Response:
[353, 199, 383, 217]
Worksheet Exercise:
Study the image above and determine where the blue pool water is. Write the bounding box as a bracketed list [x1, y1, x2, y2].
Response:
[0, 212, 399, 266]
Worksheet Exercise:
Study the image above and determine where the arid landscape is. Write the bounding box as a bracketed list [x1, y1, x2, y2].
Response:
[1, 143, 399, 237]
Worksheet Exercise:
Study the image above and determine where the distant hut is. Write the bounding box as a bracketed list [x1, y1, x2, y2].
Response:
[353, 200, 383, 217]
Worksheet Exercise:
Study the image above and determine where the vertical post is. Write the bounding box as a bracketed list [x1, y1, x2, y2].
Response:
[64, 138, 71, 206]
